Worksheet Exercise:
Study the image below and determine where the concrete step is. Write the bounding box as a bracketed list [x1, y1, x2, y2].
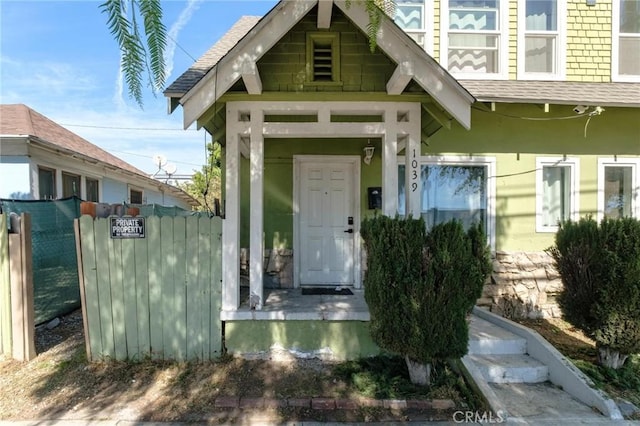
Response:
[469, 354, 549, 383]
[468, 315, 528, 355]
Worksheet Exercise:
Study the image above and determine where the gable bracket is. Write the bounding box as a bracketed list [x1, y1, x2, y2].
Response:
[241, 59, 263, 95]
[387, 61, 414, 95]
[317, 0, 333, 29]
[422, 103, 452, 130]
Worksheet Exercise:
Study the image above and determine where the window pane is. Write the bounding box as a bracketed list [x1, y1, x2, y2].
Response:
[542, 166, 570, 226]
[130, 189, 143, 204]
[525, 35, 556, 72]
[86, 178, 99, 202]
[449, 10, 497, 30]
[38, 167, 55, 200]
[398, 165, 406, 215]
[526, 0, 557, 31]
[450, 33, 498, 48]
[395, 4, 423, 29]
[619, 36, 640, 75]
[421, 165, 487, 229]
[448, 48, 498, 73]
[62, 172, 80, 198]
[604, 166, 633, 219]
[620, 0, 640, 33]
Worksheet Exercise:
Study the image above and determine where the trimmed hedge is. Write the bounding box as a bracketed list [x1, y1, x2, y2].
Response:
[548, 217, 640, 366]
[361, 216, 491, 364]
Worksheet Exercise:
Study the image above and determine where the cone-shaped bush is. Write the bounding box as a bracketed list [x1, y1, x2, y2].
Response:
[548, 217, 640, 369]
[361, 216, 491, 381]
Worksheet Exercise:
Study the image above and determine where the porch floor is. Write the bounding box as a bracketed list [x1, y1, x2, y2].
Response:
[220, 288, 370, 321]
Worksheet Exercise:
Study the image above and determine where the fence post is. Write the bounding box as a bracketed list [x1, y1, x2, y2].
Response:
[8, 213, 36, 361]
[0, 214, 11, 355]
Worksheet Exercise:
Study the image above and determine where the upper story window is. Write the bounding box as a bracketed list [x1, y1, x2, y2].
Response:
[129, 187, 143, 204]
[597, 158, 639, 220]
[518, 0, 566, 79]
[613, 0, 640, 81]
[441, 0, 509, 79]
[394, 0, 433, 54]
[536, 157, 580, 232]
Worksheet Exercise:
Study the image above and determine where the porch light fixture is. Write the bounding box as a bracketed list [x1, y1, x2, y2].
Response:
[363, 140, 375, 165]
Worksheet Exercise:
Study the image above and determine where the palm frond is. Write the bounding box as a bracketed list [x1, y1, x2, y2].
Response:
[139, 0, 167, 91]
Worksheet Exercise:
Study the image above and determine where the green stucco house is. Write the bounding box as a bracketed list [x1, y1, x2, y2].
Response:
[164, 0, 639, 359]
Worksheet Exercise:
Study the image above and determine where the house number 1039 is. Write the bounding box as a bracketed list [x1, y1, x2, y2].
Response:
[411, 148, 418, 192]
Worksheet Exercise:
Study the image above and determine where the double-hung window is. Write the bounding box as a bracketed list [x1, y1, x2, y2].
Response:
[518, 0, 565, 79]
[613, 0, 640, 81]
[394, 0, 433, 54]
[441, 0, 508, 79]
[536, 157, 580, 232]
[398, 156, 496, 248]
[597, 158, 640, 220]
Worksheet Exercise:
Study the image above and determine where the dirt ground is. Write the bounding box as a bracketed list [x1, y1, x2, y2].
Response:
[0, 310, 461, 423]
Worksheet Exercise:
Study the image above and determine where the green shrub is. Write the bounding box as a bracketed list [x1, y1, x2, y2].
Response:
[548, 217, 640, 368]
[361, 216, 491, 383]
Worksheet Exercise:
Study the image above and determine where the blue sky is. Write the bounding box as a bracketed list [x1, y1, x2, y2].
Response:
[0, 0, 278, 176]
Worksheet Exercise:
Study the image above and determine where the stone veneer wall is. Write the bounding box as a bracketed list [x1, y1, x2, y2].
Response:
[478, 251, 564, 319]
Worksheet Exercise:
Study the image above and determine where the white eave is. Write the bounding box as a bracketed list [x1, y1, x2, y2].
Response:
[174, 0, 474, 130]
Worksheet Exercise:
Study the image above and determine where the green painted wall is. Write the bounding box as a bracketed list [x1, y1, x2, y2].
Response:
[427, 104, 640, 251]
[256, 5, 397, 93]
[225, 320, 379, 360]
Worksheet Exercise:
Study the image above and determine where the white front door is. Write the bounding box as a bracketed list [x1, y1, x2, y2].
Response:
[296, 157, 359, 286]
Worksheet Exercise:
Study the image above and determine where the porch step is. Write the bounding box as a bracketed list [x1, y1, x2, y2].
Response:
[469, 353, 549, 384]
[468, 315, 528, 355]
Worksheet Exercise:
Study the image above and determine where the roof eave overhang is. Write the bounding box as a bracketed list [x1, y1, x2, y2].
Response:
[474, 96, 640, 108]
[172, 0, 475, 131]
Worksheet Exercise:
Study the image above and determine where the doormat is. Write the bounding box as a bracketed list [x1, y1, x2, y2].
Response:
[302, 287, 354, 296]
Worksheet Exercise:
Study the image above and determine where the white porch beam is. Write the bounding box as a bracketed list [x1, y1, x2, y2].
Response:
[386, 62, 414, 95]
[222, 131, 241, 311]
[180, 0, 317, 129]
[249, 110, 264, 311]
[317, 0, 333, 29]
[241, 60, 263, 95]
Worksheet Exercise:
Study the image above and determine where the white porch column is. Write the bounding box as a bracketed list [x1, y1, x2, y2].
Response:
[249, 109, 264, 310]
[405, 108, 422, 219]
[382, 113, 398, 216]
[222, 131, 240, 311]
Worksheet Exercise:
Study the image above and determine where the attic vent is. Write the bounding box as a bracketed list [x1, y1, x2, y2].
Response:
[306, 33, 340, 83]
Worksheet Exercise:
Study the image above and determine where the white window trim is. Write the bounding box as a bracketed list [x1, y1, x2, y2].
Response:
[535, 157, 580, 233]
[517, 0, 567, 80]
[395, 0, 435, 56]
[597, 157, 640, 221]
[439, 0, 509, 80]
[612, 0, 640, 82]
[397, 155, 496, 250]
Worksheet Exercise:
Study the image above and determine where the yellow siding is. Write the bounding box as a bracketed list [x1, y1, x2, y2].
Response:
[508, 1, 518, 79]
[566, 0, 612, 82]
[433, 1, 440, 60]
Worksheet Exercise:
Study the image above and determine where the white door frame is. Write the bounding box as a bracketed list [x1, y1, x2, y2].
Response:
[293, 155, 362, 289]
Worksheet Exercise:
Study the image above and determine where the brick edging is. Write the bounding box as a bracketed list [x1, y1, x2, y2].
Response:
[214, 396, 455, 410]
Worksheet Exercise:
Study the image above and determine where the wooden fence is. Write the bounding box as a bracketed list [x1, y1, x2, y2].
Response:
[0, 213, 36, 361]
[76, 215, 223, 361]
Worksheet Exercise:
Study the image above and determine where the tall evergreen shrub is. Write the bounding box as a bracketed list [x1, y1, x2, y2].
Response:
[361, 216, 491, 384]
[548, 217, 640, 369]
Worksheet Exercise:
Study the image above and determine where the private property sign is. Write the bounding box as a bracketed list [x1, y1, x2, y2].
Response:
[110, 217, 145, 238]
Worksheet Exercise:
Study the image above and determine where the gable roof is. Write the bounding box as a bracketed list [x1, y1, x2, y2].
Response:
[461, 81, 640, 108]
[165, 0, 474, 130]
[0, 104, 198, 207]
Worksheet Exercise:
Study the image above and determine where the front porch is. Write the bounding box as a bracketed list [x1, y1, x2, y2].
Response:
[221, 288, 370, 321]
